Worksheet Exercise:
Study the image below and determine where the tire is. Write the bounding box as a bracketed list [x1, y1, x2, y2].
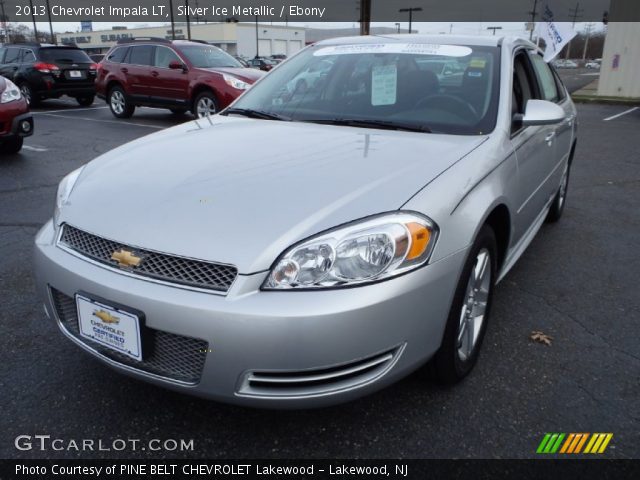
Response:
[192, 91, 218, 119]
[169, 108, 188, 115]
[430, 225, 498, 384]
[18, 82, 38, 107]
[76, 95, 95, 107]
[545, 165, 570, 223]
[108, 86, 135, 119]
[0, 137, 24, 154]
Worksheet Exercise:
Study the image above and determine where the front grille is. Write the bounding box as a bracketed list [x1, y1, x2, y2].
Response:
[59, 224, 237, 293]
[239, 348, 400, 397]
[51, 288, 208, 384]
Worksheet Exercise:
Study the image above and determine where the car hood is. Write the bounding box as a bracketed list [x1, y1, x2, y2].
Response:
[63, 117, 486, 274]
[198, 66, 265, 83]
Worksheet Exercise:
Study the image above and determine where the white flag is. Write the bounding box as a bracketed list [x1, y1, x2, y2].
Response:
[535, 3, 577, 62]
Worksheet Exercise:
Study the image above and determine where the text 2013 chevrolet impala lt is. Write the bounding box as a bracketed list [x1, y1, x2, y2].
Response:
[35, 35, 577, 407]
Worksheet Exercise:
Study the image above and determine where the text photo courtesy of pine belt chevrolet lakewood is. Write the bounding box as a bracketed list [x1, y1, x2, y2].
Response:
[34, 34, 577, 408]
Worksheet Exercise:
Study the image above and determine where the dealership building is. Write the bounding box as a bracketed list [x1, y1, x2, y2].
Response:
[56, 22, 306, 58]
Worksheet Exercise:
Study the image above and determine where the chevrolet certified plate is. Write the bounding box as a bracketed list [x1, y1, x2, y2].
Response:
[76, 294, 143, 361]
[69, 70, 82, 78]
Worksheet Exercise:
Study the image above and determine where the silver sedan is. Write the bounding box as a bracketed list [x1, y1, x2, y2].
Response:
[34, 35, 577, 408]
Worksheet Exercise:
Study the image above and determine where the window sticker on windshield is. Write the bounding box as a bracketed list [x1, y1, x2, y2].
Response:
[371, 64, 397, 106]
[469, 58, 487, 68]
[314, 43, 472, 58]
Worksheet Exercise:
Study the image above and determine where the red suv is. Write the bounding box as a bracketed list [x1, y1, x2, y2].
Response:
[96, 38, 265, 119]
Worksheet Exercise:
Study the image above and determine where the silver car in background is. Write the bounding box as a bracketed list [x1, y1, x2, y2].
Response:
[34, 35, 577, 408]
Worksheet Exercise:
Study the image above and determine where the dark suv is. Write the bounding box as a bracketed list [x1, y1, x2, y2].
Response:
[0, 43, 97, 107]
[96, 38, 264, 119]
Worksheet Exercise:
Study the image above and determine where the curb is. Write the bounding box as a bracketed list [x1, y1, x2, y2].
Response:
[571, 95, 640, 106]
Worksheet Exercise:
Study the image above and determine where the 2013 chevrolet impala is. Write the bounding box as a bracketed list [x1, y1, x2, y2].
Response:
[34, 35, 577, 407]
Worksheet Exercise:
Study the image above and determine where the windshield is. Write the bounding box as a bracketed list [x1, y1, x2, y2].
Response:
[40, 48, 92, 64]
[180, 45, 242, 68]
[229, 43, 500, 135]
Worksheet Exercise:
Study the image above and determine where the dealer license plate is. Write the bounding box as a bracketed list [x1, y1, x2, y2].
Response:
[76, 294, 143, 361]
[69, 70, 82, 78]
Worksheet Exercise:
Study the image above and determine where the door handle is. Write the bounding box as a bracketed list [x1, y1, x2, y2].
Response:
[151, 71, 159, 77]
[545, 132, 556, 143]
[120, 67, 128, 73]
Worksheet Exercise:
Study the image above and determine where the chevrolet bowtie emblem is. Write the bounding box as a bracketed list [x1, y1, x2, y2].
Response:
[111, 249, 143, 268]
[93, 310, 120, 324]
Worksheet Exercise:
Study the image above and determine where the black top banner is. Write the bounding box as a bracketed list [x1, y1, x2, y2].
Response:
[0, 0, 626, 23]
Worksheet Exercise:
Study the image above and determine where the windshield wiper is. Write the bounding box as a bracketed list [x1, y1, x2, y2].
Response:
[303, 118, 432, 133]
[223, 108, 290, 121]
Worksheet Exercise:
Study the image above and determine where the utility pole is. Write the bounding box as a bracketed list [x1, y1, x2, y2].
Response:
[487, 26, 502, 36]
[399, 7, 423, 34]
[360, 0, 371, 35]
[45, 0, 55, 43]
[28, 0, 38, 41]
[565, 1, 583, 59]
[169, 0, 176, 39]
[582, 22, 594, 60]
[529, 0, 538, 41]
[255, 16, 259, 58]
[185, 0, 192, 40]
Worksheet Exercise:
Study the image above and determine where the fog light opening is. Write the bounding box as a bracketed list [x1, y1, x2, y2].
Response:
[20, 120, 32, 133]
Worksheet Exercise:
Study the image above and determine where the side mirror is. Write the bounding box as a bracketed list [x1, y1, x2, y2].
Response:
[169, 60, 187, 71]
[517, 99, 565, 126]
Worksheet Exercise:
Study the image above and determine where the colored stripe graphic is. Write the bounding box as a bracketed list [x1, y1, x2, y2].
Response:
[537, 433, 613, 454]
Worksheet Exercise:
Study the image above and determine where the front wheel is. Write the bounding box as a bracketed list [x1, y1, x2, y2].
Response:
[430, 225, 497, 384]
[0, 137, 24, 154]
[192, 91, 218, 119]
[108, 86, 135, 119]
[76, 95, 95, 107]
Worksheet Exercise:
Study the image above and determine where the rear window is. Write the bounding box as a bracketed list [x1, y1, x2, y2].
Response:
[40, 48, 92, 64]
[4, 47, 21, 63]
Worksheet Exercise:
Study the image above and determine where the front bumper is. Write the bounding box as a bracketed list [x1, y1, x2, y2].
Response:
[34, 220, 466, 408]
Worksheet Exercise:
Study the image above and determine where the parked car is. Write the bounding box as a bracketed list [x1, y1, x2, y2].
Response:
[247, 57, 277, 71]
[585, 60, 600, 69]
[270, 54, 287, 61]
[0, 77, 33, 153]
[96, 37, 264, 119]
[0, 43, 97, 106]
[554, 59, 579, 69]
[35, 35, 577, 408]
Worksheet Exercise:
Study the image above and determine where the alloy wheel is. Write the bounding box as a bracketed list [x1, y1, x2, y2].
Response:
[457, 248, 492, 361]
[558, 169, 569, 210]
[110, 91, 125, 115]
[19, 85, 31, 105]
[196, 97, 217, 118]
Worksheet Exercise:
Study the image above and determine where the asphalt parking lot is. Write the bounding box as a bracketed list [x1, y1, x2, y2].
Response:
[1, 80, 638, 458]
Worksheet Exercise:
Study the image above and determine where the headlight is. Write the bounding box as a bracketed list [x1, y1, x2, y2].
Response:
[1, 79, 21, 103]
[264, 212, 438, 290]
[54, 167, 85, 225]
[223, 74, 250, 90]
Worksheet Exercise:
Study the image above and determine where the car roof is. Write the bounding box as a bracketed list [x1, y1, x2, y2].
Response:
[314, 34, 535, 50]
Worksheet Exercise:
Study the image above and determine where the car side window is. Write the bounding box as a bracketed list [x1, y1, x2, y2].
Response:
[0, 48, 6, 63]
[549, 66, 567, 102]
[21, 49, 36, 64]
[4, 47, 21, 64]
[107, 47, 128, 63]
[128, 45, 154, 66]
[529, 53, 559, 102]
[154, 46, 181, 68]
[511, 52, 536, 134]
